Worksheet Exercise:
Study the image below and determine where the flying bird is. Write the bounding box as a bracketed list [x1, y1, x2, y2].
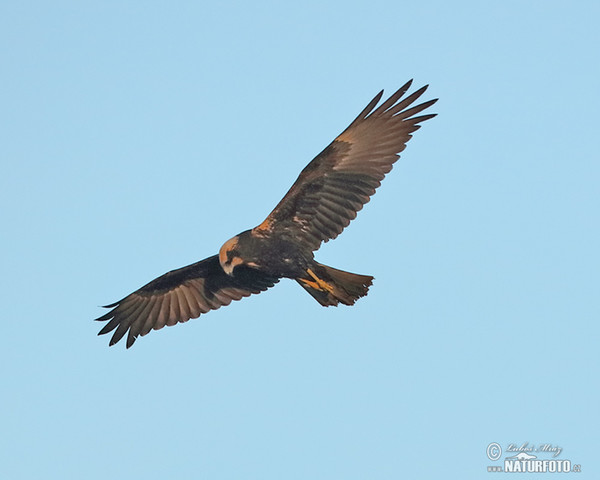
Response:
[96, 80, 437, 348]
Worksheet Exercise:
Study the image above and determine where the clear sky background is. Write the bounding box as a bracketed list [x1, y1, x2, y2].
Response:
[1, 1, 598, 479]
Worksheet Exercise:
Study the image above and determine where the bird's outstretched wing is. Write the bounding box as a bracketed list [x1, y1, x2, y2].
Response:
[96, 255, 279, 348]
[253, 80, 437, 251]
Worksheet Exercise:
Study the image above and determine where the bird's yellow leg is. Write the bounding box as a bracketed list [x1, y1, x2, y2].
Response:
[306, 268, 335, 294]
[299, 277, 321, 290]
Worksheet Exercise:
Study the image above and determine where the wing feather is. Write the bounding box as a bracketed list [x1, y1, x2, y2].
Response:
[126, 296, 158, 348]
[95, 255, 279, 347]
[253, 81, 437, 250]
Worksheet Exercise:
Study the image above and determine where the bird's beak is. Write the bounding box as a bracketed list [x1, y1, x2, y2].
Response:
[223, 256, 244, 276]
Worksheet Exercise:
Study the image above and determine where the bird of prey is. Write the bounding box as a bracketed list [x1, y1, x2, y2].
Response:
[96, 80, 437, 348]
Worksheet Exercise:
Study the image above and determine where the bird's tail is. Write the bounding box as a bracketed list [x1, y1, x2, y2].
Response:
[296, 262, 373, 306]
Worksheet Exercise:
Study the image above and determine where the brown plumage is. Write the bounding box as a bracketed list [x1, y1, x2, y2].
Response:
[96, 80, 437, 348]
[96, 258, 279, 348]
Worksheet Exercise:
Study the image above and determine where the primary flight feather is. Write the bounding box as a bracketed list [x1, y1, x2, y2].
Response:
[96, 80, 437, 348]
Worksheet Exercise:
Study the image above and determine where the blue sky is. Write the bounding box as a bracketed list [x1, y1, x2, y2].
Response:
[1, 1, 598, 478]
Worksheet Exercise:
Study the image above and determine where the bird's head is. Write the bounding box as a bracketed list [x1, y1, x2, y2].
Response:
[219, 231, 261, 275]
[219, 235, 244, 275]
